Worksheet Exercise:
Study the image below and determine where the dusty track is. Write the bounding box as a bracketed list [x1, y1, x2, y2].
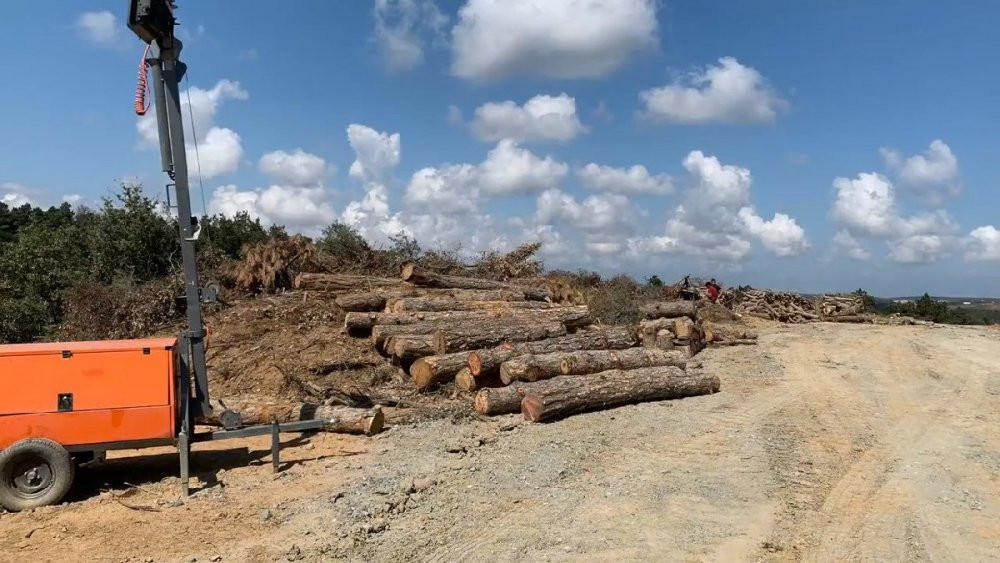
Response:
[2, 322, 998, 561]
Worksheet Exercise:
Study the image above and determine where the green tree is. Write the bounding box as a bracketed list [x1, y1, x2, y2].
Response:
[318, 221, 372, 263]
[202, 211, 270, 259]
[647, 274, 664, 287]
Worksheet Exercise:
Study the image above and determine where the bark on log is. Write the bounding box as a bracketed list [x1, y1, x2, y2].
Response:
[467, 327, 637, 377]
[351, 306, 591, 334]
[455, 368, 503, 392]
[206, 398, 384, 435]
[655, 330, 675, 350]
[386, 335, 438, 361]
[500, 347, 688, 385]
[499, 354, 566, 384]
[433, 321, 567, 355]
[520, 367, 720, 423]
[701, 321, 757, 342]
[473, 384, 536, 415]
[295, 273, 402, 292]
[673, 317, 698, 340]
[335, 292, 388, 312]
[400, 262, 551, 301]
[820, 314, 874, 323]
[638, 300, 697, 320]
[560, 348, 688, 376]
[411, 351, 478, 390]
[638, 318, 674, 348]
[387, 297, 551, 313]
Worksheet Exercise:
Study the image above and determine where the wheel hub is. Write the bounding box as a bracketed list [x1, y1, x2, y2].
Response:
[10, 458, 53, 497]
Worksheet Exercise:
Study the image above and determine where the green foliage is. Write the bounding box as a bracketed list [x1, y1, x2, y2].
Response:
[585, 274, 642, 326]
[647, 274, 664, 287]
[318, 221, 374, 264]
[885, 292, 998, 325]
[202, 211, 269, 259]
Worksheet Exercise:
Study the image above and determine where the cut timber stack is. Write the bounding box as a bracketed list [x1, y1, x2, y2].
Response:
[636, 300, 707, 357]
[702, 321, 758, 347]
[729, 289, 818, 323]
[331, 266, 720, 420]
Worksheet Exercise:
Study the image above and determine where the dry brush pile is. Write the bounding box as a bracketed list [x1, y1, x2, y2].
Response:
[723, 288, 869, 324]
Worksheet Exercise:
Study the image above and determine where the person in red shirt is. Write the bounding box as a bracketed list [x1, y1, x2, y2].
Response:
[705, 279, 720, 302]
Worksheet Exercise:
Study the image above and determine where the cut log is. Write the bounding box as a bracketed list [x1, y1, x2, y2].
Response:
[638, 300, 697, 320]
[520, 367, 720, 423]
[501, 347, 688, 385]
[499, 354, 565, 385]
[673, 339, 705, 358]
[708, 339, 759, 347]
[387, 335, 437, 361]
[387, 297, 550, 313]
[294, 273, 402, 292]
[455, 368, 503, 392]
[400, 262, 551, 301]
[820, 315, 873, 323]
[467, 327, 637, 377]
[638, 318, 674, 348]
[701, 321, 758, 342]
[351, 305, 592, 335]
[206, 398, 384, 435]
[673, 317, 698, 340]
[655, 330, 675, 350]
[411, 351, 478, 390]
[433, 321, 566, 355]
[335, 292, 388, 312]
[560, 348, 688, 376]
[473, 384, 536, 415]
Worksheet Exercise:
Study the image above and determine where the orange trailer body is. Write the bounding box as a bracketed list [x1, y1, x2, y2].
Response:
[0, 338, 178, 451]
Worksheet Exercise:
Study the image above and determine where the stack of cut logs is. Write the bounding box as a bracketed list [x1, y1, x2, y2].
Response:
[298, 265, 721, 422]
[727, 289, 869, 324]
[636, 300, 759, 349]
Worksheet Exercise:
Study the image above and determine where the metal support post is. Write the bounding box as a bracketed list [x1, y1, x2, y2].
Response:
[271, 421, 281, 473]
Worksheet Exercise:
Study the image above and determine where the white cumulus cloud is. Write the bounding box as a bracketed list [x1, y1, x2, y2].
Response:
[478, 140, 568, 195]
[347, 124, 401, 183]
[209, 184, 337, 235]
[640, 57, 787, 125]
[830, 171, 959, 264]
[628, 151, 807, 262]
[259, 149, 329, 186]
[137, 80, 249, 180]
[880, 139, 960, 203]
[832, 230, 872, 261]
[964, 226, 1000, 261]
[468, 94, 586, 143]
[451, 0, 658, 80]
[577, 163, 673, 195]
[1, 182, 34, 207]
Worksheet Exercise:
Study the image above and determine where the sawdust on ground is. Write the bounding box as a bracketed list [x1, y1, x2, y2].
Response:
[2, 322, 999, 562]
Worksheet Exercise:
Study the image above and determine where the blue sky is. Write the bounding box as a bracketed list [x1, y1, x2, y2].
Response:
[1, 1, 998, 296]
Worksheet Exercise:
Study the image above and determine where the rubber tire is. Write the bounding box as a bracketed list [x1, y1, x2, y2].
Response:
[0, 439, 75, 512]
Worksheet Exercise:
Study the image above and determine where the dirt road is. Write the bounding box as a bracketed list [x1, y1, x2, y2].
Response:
[2, 322, 999, 562]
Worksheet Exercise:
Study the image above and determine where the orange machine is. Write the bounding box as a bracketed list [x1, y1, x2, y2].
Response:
[0, 338, 179, 451]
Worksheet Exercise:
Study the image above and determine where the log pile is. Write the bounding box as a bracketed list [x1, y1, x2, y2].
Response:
[725, 289, 869, 324]
[333, 267, 720, 422]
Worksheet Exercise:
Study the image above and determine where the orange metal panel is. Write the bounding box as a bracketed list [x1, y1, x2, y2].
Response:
[0, 341, 176, 416]
[0, 406, 175, 450]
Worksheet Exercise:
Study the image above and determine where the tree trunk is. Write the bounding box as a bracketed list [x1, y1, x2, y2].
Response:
[638, 300, 697, 320]
[410, 351, 477, 390]
[560, 348, 687, 376]
[520, 367, 720, 423]
[820, 315, 873, 323]
[350, 306, 591, 334]
[386, 335, 437, 361]
[673, 339, 704, 358]
[467, 327, 636, 377]
[638, 318, 674, 347]
[400, 262, 551, 301]
[294, 273, 402, 292]
[455, 368, 503, 392]
[387, 297, 551, 313]
[701, 321, 757, 342]
[499, 354, 566, 384]
[500, 347, 688, 385]
[433, 321, 567, 355]
[335, 292, 388, 312]
[207, 398, 384, 435]
[473, 385, 534, 415]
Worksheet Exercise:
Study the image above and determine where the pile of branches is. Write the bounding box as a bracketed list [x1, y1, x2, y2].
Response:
[234, 235, 324, 293]
[321, 267, 721, 422]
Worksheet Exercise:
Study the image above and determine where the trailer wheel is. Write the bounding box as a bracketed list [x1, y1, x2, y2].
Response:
[0, 439, 75, 512]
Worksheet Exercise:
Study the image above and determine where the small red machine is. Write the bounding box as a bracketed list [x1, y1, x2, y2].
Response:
[0, 1, 327, 511]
